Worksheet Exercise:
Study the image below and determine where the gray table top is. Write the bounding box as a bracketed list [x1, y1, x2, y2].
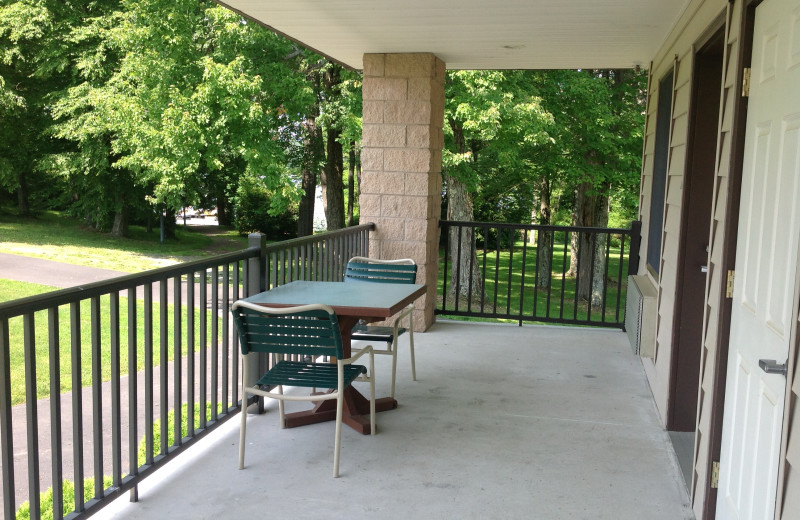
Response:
[242, 280, 426, 319]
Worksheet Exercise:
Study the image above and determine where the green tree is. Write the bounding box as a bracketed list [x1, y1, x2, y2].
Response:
[0, 0, 85, 214]
[46, 0, 314, 237]
[531, 69, 645, 304]
[444, 70, 552, 298]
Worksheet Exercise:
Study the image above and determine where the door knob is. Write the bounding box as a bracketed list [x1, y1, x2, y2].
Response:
[759, 359, 788, 376]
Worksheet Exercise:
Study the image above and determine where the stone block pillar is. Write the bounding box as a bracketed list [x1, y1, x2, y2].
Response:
[360, 53, 445, 331]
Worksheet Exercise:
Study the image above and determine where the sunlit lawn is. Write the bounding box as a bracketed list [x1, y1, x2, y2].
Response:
[0, 210, 247, 272]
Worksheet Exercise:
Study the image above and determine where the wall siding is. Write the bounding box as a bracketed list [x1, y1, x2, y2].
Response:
[639, 1, 734, 518]
[695, 1, 740, 517]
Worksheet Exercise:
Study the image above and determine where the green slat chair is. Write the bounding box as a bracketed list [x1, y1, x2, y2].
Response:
[231, 301, 375, 478]
[344, 256, 417, 398]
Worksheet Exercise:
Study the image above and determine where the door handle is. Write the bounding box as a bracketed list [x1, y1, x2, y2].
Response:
[701, 265, 708, 273]
[759, 359, 788, 376]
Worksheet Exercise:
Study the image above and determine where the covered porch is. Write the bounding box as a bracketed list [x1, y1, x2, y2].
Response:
[95, 321, 691, 519]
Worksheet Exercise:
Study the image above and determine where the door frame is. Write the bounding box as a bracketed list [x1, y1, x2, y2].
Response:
[700, 1, 759, 517]
[669, 23, 726, 433]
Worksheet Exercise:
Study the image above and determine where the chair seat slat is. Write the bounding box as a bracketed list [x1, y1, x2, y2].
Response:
[257, 361, 366, 389]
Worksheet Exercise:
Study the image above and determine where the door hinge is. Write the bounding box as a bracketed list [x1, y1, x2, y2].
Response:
[742, 68, 751, 97]
[726, 270, 735, 298]
[711, 461, 720, 489]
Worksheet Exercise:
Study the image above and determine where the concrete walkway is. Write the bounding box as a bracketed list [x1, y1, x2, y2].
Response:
[0, 252, 129, 289]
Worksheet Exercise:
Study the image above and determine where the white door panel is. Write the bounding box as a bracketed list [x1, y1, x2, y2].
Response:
[717, 0, 800, 518]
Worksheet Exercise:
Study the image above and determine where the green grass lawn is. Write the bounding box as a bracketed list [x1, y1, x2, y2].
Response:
[0, 210, 247, 272]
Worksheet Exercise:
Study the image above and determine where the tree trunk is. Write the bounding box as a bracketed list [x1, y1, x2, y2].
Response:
[321, 64, 346, 231]
[110, 207, 129, 237]
[445, 118, 483, 304]
[298, 71, 324, 237]
[216, 189, 231, 226]
[536, 176, 552, 288]
[445, 175, 484, 303]
[322, 126, 345, 230]
[571, 180, 609, 307]
[347, 143, 356, 227]
[297, 117, 322, 236]
[16, 171, 30, 216]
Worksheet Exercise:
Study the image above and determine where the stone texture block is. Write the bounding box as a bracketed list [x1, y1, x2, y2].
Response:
[363, 124, 407, 148]
[363, 77, 408, 101]
[408, 78, 433, 101]
[362, 100, 384, 124]
[384, 149, 432, 173]
[385, 53, 435, 78]
[369, 171, 405, 195]
[373, 217, 405, 241]
[382, 240, 427, 262]
[434, 56, 446, 80]
[405, 172, 433, 196]
[363, 54, 385, 77]
[360, 148, 384, 172]
[427, 194, 442, 219]
[430, 150, 443, 172]
[429, 171, 443, 193]
[382, 195, 428, 218]
[406, 125, 432, 149]
[404, 218, 437, 241]
[359, 194, 381, 219]
[384, 101, 432, 125]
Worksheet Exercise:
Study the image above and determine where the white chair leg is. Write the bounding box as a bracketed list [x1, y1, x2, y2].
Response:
[239, 391, 248, 470]
[390, 338, 398, 399]
[333, 393, 344, 478]
[408, 327, 417, 381]
[408, 311, 417, 381]
[278, 385, 285, 428]
[369, 354, 376, 436]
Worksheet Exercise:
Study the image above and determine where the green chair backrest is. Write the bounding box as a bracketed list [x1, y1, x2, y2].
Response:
[231, 302, 343, 359]
[344, 258, 417, 285]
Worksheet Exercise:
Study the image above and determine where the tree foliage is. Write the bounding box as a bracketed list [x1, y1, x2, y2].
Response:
[1, 0, 645, 251]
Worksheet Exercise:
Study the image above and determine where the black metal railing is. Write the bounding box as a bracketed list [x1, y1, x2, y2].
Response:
[438, 221, 641, 328]
[0, 223, 373, 520]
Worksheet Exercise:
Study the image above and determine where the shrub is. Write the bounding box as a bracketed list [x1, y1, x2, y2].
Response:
[233, 176, 297, 239]
[15, 476, 113, 520]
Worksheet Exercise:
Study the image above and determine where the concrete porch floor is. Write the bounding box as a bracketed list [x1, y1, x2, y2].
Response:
[96, 320, 693, 520]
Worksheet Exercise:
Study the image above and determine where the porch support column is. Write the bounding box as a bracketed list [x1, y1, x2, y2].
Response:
[360, 53, 445, 331]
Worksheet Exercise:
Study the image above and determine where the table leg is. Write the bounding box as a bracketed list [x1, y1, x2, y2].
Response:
[282, 315, 397, 434]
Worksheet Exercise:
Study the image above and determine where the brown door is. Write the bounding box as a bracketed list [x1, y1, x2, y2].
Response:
[669, 30, 725, 432]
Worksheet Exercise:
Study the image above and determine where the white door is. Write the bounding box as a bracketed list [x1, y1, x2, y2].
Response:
[717, 0, 800, 517]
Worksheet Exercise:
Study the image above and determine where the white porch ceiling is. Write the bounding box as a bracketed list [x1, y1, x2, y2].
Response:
[215, 0, 689, 70]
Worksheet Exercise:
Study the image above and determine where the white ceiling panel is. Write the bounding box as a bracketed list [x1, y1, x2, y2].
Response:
[216, 0, 689, 70]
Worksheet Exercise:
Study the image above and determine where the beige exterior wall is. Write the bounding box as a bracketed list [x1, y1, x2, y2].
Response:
[360, 53, 446, 331]
[639, 0, 729, 424]
[638, 0, 736, 517]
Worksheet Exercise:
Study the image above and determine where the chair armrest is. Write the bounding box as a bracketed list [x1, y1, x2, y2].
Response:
[340, 344, 374, 365]
[391, 304, 414, 334]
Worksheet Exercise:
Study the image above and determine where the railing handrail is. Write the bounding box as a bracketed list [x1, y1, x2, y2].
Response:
[438, 220, 641, 329]
[263, 223, 374, 252]
[441, 220, 633, 234]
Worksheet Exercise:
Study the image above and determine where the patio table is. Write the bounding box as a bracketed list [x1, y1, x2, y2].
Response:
[241, 280, 426, 434]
